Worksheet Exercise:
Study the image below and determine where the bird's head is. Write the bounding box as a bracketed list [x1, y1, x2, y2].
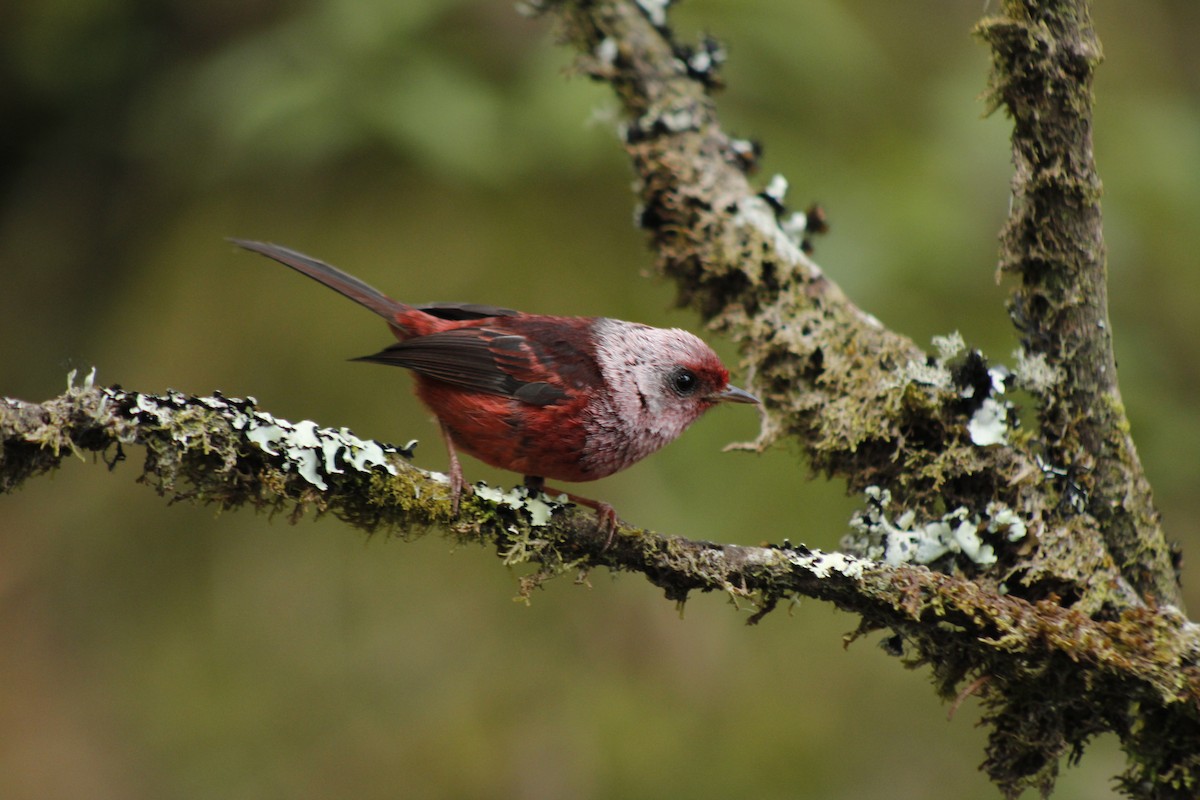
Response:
[592, 319, 758, 444]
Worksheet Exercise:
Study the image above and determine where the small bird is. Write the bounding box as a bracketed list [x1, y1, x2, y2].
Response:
[232, 239, 758, 534]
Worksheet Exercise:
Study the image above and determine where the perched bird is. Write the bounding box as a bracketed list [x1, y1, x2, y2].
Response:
[232, 239, 758, 534]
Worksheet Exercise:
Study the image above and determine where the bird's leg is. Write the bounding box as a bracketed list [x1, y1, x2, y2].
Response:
[439, 420, 466, 514]
[529, 476, 620, 548]
[563, 492, 619, 549]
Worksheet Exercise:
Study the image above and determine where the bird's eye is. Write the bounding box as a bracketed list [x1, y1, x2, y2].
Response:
[669, 367, 699, 396]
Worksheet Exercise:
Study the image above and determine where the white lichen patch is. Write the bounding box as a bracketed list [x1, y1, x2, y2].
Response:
[294, 448, 324, 488]
[729, 138, 757, 161]
[932, 331, 965, 361]
[780, 211, 808, 242]
[524, 496, 556, 527]
[595, 36, 618, 65]
[135, 393, 167, 422]
[474, 484, 518, 505]
[107, 387, 405, 492]
[988, 365, 1011, 395]
[789, 548, 866, 580]
[898, 359, 952, 390]
[475, 484, 564, 527]
[986, 502, 1028, 542]
[66, 367, 98, 394]
[656, 106, 699, 133]
[763, 173, 788, 206]
[243, 419, 284, 452]
[730, 195, 810, 273]
[635, 0, 669, 27]
[952, 517, 990, 564]
[1013, 348, 1065, 394]
[237, 410, 399, 491]
[686, 47, 715, 75]
[968, 397, 1009, 447]
[845, 488, 1029, 568]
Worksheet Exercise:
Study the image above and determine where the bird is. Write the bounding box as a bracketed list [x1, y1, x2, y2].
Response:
[231, 239, 759, 537]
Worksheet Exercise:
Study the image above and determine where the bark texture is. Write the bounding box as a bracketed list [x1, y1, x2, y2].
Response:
[2, 1, 1195, 797]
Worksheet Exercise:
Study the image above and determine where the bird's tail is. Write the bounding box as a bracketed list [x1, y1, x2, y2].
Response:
[230, 239, 412, 323]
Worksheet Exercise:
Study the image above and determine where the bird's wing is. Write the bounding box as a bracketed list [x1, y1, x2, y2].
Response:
[415, 302, 520, 321]
[354, 326, 575, 406]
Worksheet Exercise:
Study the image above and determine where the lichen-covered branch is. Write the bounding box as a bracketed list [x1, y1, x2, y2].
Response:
[3, 381, 1198, 740]
[546, 0, 1139, 614]
[5, 0, 1195, 796]
[976, 0, 1178, 612]
[3, 375, 1197, 795]
[536, 0, 1190, 795]
[0, 373, 438, 529]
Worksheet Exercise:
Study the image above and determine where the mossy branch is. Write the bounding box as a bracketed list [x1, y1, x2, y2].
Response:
[975, 0, 1177, 607]
[537, 0, 1189, 795]
[2, 379, 1197, 720]
[4, 0, 1195, 796]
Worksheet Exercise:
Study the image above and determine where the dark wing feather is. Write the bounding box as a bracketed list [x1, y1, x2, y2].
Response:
[353, 327, 571, 406]
[415, 302, 520, 321]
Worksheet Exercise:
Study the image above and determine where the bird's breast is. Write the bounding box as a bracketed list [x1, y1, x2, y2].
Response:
[416, 378, 603, 482]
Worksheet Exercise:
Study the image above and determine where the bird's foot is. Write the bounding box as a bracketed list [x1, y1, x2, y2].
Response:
[534, 479, 621, 549]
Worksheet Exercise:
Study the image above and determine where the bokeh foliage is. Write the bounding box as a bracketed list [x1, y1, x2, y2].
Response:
[2, 1, 1198, 797]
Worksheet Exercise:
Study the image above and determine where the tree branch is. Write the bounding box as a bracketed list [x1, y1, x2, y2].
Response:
[4, 374, 1200, 796]
[539, 0, 1191, 794]
[547, 0, 1176, 609]
[3, 377, 1197, 695]
[4, 0, 1196, 796]
[977, 0, 1178, 607]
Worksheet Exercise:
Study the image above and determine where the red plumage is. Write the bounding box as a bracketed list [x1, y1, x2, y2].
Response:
[232, 239, 758, 531]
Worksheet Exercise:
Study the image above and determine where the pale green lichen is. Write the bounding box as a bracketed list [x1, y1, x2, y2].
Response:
[789, 548, 866, 580]
[236, 411, 397, 491]
[66, 366, 98, 394]
[987, 503, 1029, 542]
[1012, 348, 1065, 394]
[845, 487, 1029, 568]
[968, 397, 1010, 447]
[728, 194, 816, 279]
[897, 358, 952, 390]
[474, 484, 563, 527]
[933, 331, 966, 361]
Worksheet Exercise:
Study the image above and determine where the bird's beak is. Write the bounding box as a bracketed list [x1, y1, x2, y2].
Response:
[713, 384, 760, 404]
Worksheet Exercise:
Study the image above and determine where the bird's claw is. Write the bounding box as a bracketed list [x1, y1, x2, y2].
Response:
[594, 501, 620, 549]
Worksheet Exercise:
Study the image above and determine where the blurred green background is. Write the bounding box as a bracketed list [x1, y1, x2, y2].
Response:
[2, 1, 1198, 797]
